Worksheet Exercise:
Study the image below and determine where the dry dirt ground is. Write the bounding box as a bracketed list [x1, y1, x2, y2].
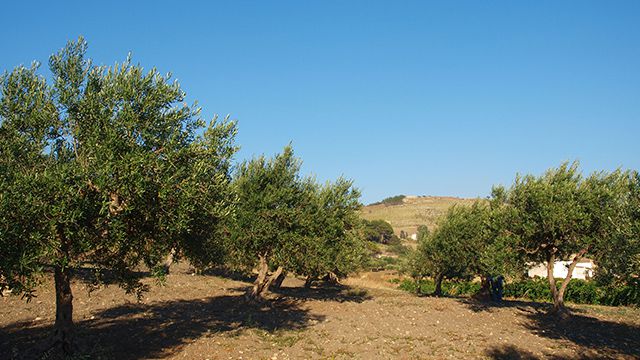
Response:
[1, 265, 639, 360]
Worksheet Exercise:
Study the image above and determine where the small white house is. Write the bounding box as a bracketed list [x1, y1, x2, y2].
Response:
[409, 233, 418, 241]
[527, 258, 595, 280]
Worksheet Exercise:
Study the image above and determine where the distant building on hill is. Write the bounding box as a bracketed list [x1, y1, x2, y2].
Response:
[527, 257, 595, 280]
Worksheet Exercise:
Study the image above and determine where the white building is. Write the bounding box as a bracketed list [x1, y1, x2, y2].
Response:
[527, 258, 595, 280]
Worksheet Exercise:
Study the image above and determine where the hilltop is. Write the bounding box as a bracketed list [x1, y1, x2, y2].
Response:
[360, 195, 480, 236]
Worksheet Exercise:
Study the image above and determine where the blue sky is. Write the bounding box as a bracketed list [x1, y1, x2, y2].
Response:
[2, 1, 639, 204]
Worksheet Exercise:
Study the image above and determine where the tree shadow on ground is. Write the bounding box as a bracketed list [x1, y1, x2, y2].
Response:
[460, 299, 640, 359]
[71, 266, 152, 287]
[523, 310, 640, 358]
[0, 294, 324, 360]
[484, 344, 623, 360]
[269, 283, 373, 303]
[459, 298, 549, 314]
[485, 344, 540, 360]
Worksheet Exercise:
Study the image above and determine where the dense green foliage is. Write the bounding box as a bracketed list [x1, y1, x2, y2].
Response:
[397, 278, 481, 297]
[491, 162, 638, 313]
[0, 38, 237, 352]
[0, 37, 237, 295]
[369, 194, 405, 206]
[362, 219, 398, 244]
[504, 278, 640, 307]
[229, 146, 366, 298]
[396, 277, 640, 307]
[406, 162, 638, 312]
[368, 255, 402, 271]
[416, 225, 429, 242]
[591, 171, 640, 288]
[289, 178, 369, 282]
[230, 146, 304, 271]
[408, 202, 496, 295]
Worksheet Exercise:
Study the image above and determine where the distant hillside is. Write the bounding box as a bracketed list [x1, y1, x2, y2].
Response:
[360, 195, 479, 236]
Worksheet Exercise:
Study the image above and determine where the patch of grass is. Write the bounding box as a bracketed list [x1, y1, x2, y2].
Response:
[254, 329, 302, 348]
[344, 288, 369, 298]
[368, 256, 401, 271]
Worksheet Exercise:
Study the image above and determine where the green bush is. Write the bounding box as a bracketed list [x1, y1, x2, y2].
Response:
[448, 281, 482, 296]
[398, 278, 479, 296]
[397, 276, 639, 307]
[387, 243, 411, 257]
[504, 278, 640, 307]
[362, 219, 399, 244]
[504, 277, 551, 301]
[369, 195, 406, 206]
[368, 256, 401, 271]
[598, 279, 640, 306]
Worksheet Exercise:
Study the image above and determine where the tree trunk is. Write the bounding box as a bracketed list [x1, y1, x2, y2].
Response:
[265, 266, 283, 291]
[247, 254, 270, 301]
[552, 248, 588, 316]
[322, 272, 340, 285]
[53, 266, 75, 355]
[248, 256, 283, 301]
[270, 268, 287, 290]
[475, 276, 492, 301]
[304, 275, 315, 288]
[433, 273, 444, 296]
[414, 276, 423, 295]
[161, 248, 176, 275]
[545, 252, 566, 315]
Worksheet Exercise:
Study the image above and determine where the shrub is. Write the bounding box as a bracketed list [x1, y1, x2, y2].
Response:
[397, 276, 639, 307]
[387, 243, 411, 257]
[369, 195, 406, 206]
[368, 256, 401, 271]
[504, 278, 640, 307]
[398, 278, 479, 296]
[362, 219, 399, 244]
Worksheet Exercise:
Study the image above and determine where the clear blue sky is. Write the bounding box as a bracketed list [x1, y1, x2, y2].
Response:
[2, 1, 639, 204]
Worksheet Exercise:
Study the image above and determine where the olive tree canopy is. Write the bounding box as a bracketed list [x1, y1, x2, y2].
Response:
[0, 38, 237, 353]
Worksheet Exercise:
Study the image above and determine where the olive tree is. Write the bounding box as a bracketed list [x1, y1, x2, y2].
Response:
[492, 162, 635, 315]
[288, 177, 368, 287]
[362, 219, 397, 244]
[583, 170, 640, 287]
[416, 225, 429, 242]
[412, 203, 488, 296]
[0, 38, 237, 353]
[230, 145, 307, 300]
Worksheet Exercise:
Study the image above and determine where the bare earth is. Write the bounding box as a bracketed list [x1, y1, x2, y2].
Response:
[1, 265, 639, 360]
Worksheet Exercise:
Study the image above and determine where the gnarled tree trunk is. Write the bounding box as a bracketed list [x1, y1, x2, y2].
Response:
[270, 268, 287, 290]
[322, 272, 340, 285]
[248, 254, 270, 301]
[53, 266, 74, 355]
[247, 256, 283, 301]
[433, 273, 444, 296]
[304, 275, 315, 289]
[548, 249, 588, 316]
[475, 276, 492, 301]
